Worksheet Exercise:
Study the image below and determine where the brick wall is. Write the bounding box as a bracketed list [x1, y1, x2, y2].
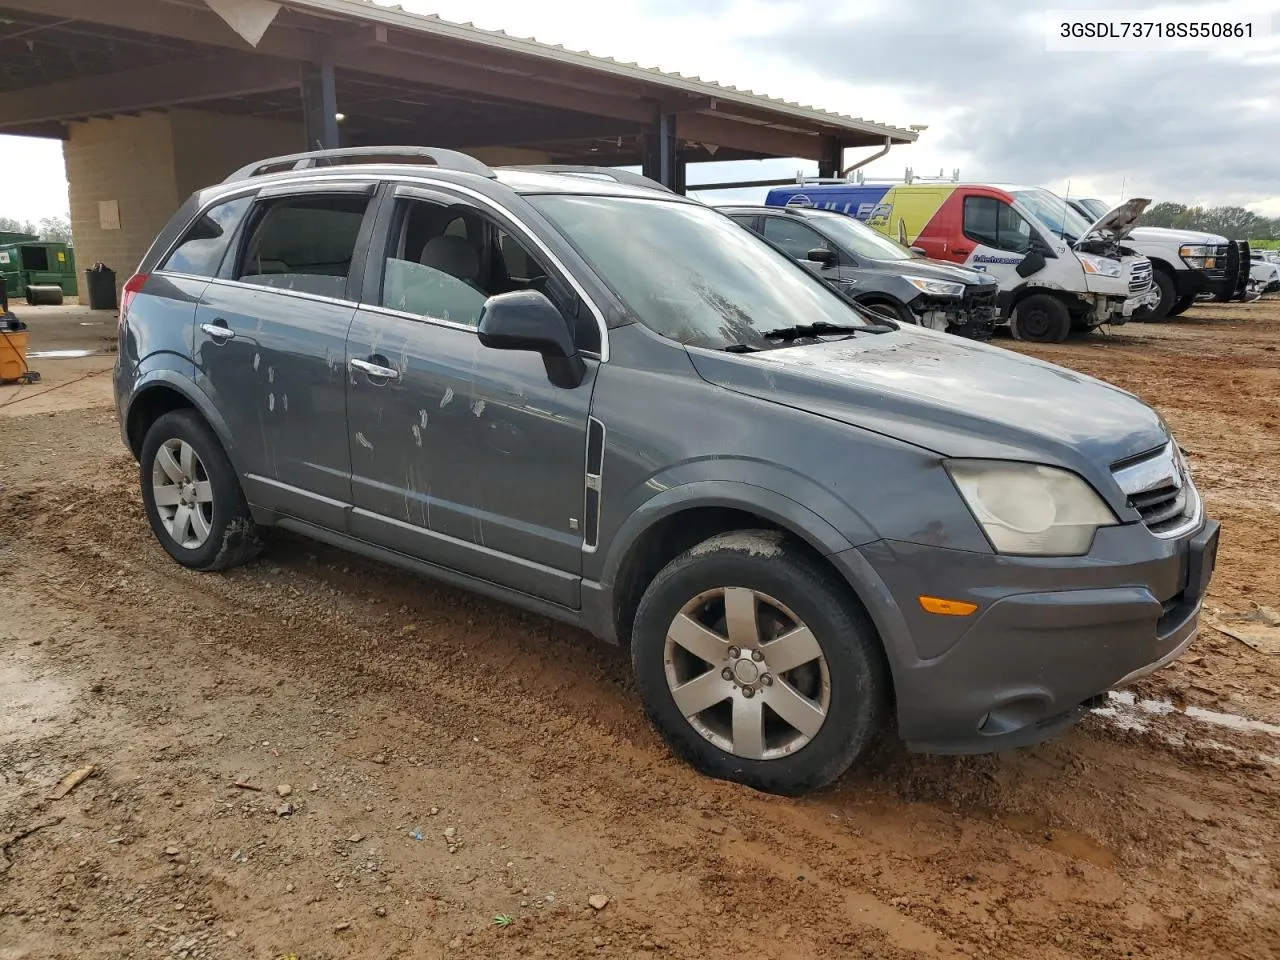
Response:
[169, 108, 303, 200]
[64, 113, 181, 290]
[64, 109, 305, 296]
[63, 111, 550, 298]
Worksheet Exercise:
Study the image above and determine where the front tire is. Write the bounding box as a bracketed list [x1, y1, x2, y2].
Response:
[860, 300, 916, 325]
[630, 530, 890, 795]
[1135, 269, 1176, 321]
[139, 410, 263, 571]
[1010, 294, 1071, 343]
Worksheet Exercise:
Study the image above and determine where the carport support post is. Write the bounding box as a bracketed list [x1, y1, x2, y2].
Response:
[643, 112, 682, 192]
[818, 136, 842, 180]
[301, 56, 339, 150]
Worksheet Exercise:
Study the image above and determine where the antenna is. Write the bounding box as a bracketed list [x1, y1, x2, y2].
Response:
[1119, 177, 1127, 203]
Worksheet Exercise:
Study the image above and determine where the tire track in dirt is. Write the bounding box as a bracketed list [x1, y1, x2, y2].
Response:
[3, 461, 1277, 960]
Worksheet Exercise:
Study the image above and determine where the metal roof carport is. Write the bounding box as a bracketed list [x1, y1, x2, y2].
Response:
[0, 0, 916, 187]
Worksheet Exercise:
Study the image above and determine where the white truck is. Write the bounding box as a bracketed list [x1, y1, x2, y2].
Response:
[1065, 197, 1254, 319]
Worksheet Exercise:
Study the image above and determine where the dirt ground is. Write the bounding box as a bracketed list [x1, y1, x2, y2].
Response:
[1, 298, 1278, 960]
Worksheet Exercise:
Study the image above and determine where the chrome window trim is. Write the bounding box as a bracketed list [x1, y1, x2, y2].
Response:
[203, 276, 360, 309]
[183, 171, 611, 362]
[360, 303, 483, 335]
[357, 304, 602, 361]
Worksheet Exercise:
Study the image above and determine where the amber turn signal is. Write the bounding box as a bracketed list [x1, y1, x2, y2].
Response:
[918, 596, 978, 616]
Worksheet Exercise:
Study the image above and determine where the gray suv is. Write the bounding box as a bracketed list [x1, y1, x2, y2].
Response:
[114, 147, 1219, 795]
[721, 204, 999, 338]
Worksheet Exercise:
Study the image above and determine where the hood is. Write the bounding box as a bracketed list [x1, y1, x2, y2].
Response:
[1127, 225, 1228, 245]
[1080, 198, 1151, 242]
[855, 255, 997, 287]
[688, 326, 1166, 500]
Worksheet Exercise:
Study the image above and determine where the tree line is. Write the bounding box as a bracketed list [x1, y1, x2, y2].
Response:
[1139, 202, 1279, 242]
[0, 215, 72, 243]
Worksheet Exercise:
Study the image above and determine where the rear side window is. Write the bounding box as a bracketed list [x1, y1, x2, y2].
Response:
[236, 194, 370, 300]
[963, 197, 1031, 254]
[161, 195, 253, 278]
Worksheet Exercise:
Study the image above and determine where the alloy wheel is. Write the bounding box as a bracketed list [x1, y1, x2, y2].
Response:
[151, 438, 214, 550]
[663, 587, 831, 760]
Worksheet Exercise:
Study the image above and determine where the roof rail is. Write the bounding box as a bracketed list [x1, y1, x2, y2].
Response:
[224, 146, 495, 183]
[501, 164, 674, 193]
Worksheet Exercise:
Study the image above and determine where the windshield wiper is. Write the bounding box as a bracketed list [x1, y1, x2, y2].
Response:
[758, 320, 893, 341]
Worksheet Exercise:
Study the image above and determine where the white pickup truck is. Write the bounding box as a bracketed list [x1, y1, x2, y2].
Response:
[1066, 197, 1253, 319]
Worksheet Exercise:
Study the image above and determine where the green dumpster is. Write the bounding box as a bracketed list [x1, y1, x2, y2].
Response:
[0, 241, 78, 301]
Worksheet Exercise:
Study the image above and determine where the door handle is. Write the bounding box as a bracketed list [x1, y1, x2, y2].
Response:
[350, 358, 401, 381]
[201, 321, 236, 341]
[953, 247, 972, 256]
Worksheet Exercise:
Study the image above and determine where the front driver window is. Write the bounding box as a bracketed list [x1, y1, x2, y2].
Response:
[762, 217, 832, 260]
[964, 197, 1031, 255]
[379, 199, 577, 337]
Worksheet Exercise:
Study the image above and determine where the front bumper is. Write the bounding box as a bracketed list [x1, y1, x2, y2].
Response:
[835, 518, 1219, 754]
[1122, 285, 1160, 317]
[910, 288, 999, 339]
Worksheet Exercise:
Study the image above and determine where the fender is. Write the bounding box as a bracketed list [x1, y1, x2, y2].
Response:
[126, 361, 244, 475]
[596, 478, 858, 593]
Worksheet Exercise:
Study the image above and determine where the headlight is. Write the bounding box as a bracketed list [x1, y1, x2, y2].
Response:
[946, 461, 1117, 556]
[1179, 244, 1217, 269]
[1077, 254, 1123, 279]
[904, 275, 965, 298]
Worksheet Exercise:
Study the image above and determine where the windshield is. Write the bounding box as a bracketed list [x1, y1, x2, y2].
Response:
[1011, 188, 1094, 243]
[806, 213, 914, 261]
[527, 194, 870, 350]
[1076, 198, 1110, 221]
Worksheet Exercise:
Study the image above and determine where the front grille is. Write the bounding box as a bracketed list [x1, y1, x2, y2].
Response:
[1111, 441, 1200, 538]
[1225, 240, 1252, 300]
[1128, 259, 1153, 294]
[1129, 482, 1187, 531]
[963, 286, 998, 316]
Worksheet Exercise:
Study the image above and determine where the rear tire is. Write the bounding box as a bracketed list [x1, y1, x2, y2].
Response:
[630, 530, 890, 795]
[1167, 293, 1198, 317]
[1010, 294, 1070, 343]
[139, 410, 263, 572]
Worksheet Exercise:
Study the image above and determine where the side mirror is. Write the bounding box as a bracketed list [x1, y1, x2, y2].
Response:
[478, 290, 586, 388]
[1016, 250, 1047, 278]
[805, 247, 837, 267]
[909, 246, 927, 257]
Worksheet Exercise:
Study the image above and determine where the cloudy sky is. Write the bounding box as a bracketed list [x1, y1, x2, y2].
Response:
[2, 0, 1278, 225]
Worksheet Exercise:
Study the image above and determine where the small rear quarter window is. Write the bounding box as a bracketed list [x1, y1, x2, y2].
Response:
[161, 195, 254, 278]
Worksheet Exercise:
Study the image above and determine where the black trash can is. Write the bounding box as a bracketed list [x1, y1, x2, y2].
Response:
[84, 263, 118, 311]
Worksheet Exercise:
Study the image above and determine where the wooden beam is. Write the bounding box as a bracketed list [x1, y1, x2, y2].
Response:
[0, 0, 312, 57]
[678, 112, 822, 161]
[704, 98, 908, 147]
[0, 52, 301, 126]
[0, 121, 69, 140]
[434, 114, 645, 150]
[336, 47, 655, 124]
